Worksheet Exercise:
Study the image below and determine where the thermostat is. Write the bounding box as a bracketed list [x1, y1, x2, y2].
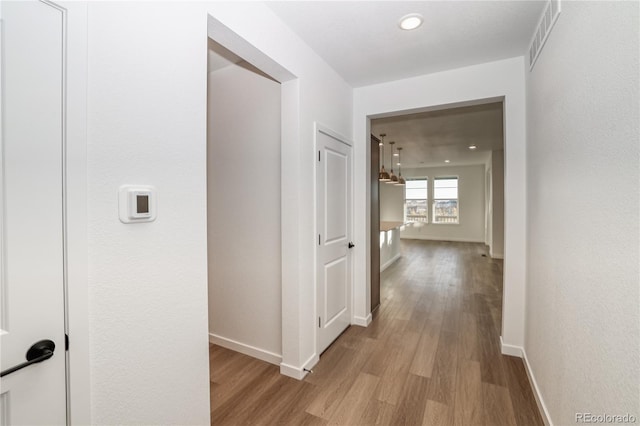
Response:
[118, 185, 157, 223]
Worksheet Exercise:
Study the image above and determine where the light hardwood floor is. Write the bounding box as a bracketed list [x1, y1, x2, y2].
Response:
[210, 240, 543, 425]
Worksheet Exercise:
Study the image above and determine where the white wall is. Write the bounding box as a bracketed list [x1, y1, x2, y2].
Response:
[490, 150, 504, 258]
[353, 56, 527, 348]
[400, 165, 485, 243]
[207, 59, 282, 362]
[379, 182, 404, 222]
[525, 2, 639, 424]
[86, 3, 210, 424]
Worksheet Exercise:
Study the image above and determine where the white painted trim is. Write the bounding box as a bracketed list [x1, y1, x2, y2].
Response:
[498, 338, 552, 426]
[400, 235, 485, 244]
[280, 352, 316, 380]
[380, 253, 401, 272]
[522, 348, 554, 426]
[57, 2, 91, 424]
[500, 336, 522, 357]
[209, 333, 282, 366]
[207, 15, 295, 83]
[280, 363, 306, 380]
[491, 251, 504, 260]
[352, 313, 372, 327]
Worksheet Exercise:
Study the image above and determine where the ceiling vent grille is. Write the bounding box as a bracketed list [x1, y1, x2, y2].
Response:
[529, 0, 561, 70]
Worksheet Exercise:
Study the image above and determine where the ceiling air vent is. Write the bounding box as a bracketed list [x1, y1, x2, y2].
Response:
[529, 0, 561, 70]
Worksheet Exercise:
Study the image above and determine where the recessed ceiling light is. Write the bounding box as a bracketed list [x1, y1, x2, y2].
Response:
[393, 153, 399, 156]
[444, 160, 450, 163]
[468, 145, 477, 150]
[398, 13, 423, 31]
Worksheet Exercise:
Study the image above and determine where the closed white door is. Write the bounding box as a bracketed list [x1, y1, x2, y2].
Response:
[316, 126, 352, 354]
[0, 1, 68, 424]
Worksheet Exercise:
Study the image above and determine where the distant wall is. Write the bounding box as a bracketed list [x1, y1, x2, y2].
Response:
[207, 60, 282, 363]
[400, 164, 485, 242]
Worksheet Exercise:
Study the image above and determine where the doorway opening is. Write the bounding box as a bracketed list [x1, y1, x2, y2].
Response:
[206, 13, 306, 381]
[368, 100, 505, 331]
[206, 38, 283, 365]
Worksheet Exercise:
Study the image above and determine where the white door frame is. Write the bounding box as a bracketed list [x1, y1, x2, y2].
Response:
[313, 123, 354, 359]
[54, 2, 90, 424]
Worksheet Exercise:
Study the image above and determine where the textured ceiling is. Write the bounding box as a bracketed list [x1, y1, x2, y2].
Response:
[371, 102, 503, 169]
[267, 1, 545, 87]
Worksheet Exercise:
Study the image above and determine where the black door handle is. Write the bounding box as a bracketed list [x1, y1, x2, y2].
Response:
[348, 242, 355, 249]
[0, 339, 55, 378]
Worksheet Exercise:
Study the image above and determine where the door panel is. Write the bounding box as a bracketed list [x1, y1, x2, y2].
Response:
[0, 1, 67, 423]
[324, 257, 347, 324]
[317, 127, 352, 354]
[324, 150, 347, 242]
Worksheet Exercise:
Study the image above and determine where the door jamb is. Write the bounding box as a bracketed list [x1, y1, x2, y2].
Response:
[56, 1, 91, 424]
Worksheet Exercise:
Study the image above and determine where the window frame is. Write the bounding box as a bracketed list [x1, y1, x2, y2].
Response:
[432, 176, 460, 225]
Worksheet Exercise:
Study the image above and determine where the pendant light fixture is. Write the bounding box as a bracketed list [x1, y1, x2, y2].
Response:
[388, 141, 398, 183]
[395, 147, 406, 186]
[378, 133, 391, 181]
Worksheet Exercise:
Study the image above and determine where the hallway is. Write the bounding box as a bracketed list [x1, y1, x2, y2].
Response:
[209, 240, 543, 425]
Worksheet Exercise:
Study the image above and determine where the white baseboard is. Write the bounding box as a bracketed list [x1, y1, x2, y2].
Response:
[209, 333, 281, 366]
[400, 235, 485, 243]
[380, 253, 401, 272]
[280, 363, 305, 380]
[522, 348, 553, 426]
[500, 336, 523, 357]
[353, 313, 372, 327]
[280, 353, 318, 380]
[500, 337, 552, 426]
[490, 250, 504, 259]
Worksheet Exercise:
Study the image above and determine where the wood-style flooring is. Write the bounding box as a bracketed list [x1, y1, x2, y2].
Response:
[209, 240, 543, 425]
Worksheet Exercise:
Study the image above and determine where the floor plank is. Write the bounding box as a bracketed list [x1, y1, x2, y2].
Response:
[423, 400, 454, 426]
[328, 372, 380, 425]
[209, 240, 543, 426]
[482, 382, 518, 426]
[453, 359, 483, 426]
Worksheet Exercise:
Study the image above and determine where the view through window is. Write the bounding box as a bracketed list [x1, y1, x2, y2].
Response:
[405, 179, 428, 222]
[433, 177, 459, 223]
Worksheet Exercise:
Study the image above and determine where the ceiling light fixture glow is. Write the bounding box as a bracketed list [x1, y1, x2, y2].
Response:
[468, 145, 477, 150]
[444, 160, 450, 163]
[398, 13, 423, 31]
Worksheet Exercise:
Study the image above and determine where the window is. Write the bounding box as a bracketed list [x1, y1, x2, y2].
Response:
[405, 178, 428, 223]
[433, 177, 459, 224]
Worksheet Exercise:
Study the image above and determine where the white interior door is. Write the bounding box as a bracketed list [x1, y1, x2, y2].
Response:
[0, 1, 68, 424]
[316, 126, 352, 355]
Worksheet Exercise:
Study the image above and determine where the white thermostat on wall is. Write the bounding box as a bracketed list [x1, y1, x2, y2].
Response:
[118, 185, 158, 224]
